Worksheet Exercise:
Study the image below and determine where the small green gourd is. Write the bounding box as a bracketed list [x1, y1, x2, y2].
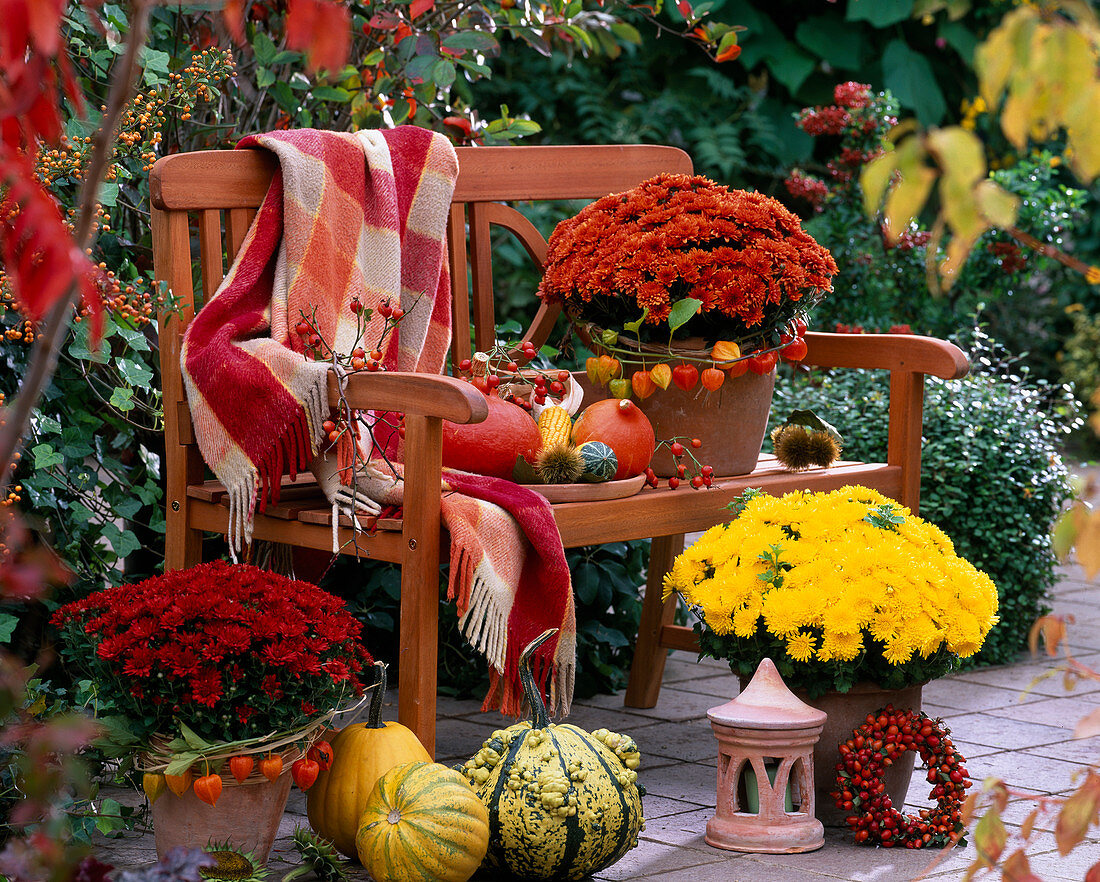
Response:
[576, 441, 618, 482]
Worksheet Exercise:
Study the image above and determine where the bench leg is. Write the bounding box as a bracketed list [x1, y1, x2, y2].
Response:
[397, 414, 442, 757]
[624, 533, 684, 708]
[165, 500, 203, 571]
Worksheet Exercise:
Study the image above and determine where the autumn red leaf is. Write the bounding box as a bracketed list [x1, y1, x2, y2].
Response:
[1086, 858, 1100, 882]
[0, 149, 100, 331]
[221, 0, 248, 42]
[972, 809, 1006, 867]
[285, 0, 350, 73]
[1001, 848, 1041, 882]
[1055, 770, 1100, 855]
[410, 0, 434, 19]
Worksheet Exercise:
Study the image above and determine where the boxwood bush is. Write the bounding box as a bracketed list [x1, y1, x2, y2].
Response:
[772, 334, 1080, 666]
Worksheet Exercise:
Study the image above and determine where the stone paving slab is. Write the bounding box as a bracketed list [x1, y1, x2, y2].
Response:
[91, 560, 1100, 881]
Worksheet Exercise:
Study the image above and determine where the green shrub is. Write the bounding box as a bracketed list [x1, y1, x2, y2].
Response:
[331, 540, 647, 701]
[772, 334, 1080, 666]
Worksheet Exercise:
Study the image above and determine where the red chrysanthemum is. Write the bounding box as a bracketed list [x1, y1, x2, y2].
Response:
[538, 173, 836, 348]
[50, 561, 373, 746]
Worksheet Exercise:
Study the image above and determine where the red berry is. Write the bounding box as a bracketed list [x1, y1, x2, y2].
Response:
[690, 438, 701, 448]
[702, 476, 712, 487]
[670, 441, 685, 457]
[458, 358, 472, 372]
[676, 464, 686, 477]
[557, 370, 570, 381]
[506, 361, 519, 372]
[667, 476, 680, 490]
[691, 475, 704, 488]
[701, 465, 713, 477]
[350, 300, 362, 314]
[370, 349, 383, 361]
[391, 307, 404, 319]
[378, 301, 393, 317]
[294, 321, 311, 336]
[487, 374, 500, 388]
[322, 420, 336, 433]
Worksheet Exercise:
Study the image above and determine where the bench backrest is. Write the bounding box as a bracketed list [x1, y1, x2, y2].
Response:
[150, 143, 693, 458]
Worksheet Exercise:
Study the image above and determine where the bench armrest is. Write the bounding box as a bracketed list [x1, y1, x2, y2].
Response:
[803, 332, 968, 380]
[329, 371, 489, 424]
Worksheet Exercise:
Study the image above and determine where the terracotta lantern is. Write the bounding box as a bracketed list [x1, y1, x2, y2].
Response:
[705, 658, 827, 854]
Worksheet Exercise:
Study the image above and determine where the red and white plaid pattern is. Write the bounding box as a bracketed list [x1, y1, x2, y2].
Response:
[180, 127, 575, 716]
[181, 127, 455, 547]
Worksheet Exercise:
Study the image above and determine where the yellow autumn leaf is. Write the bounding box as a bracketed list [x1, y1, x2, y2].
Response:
[882, 138, 935, 245]
[976, 5, 1034, 109]
[1068, 83, 1100, 182]
[860, 149, 897, 216]
[928, 127, 986, 187]
[974, 180, 1019, 229]
[1047, 24, 1094, 121]
[1076, 507, 1100, 580]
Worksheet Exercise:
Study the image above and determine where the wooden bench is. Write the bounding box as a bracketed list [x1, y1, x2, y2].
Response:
[151, 144, 968, 756]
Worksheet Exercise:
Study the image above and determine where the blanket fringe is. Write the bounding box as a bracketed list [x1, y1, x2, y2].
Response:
[456, 555, 512, 675]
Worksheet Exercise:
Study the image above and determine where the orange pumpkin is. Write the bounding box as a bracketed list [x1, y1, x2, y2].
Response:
[571, 399, 655, 480]
[441, 392, 542, 479]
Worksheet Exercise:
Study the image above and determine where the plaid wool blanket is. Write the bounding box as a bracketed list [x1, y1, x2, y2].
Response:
[180, 127, 575, 715]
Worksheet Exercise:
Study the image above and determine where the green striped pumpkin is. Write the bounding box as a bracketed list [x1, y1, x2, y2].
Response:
[460, 630, 645, 881]
[576, 441, 618, 483]
[355, 761, 489, 882]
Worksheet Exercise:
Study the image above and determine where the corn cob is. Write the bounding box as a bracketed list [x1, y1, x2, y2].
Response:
[537, 405, 572, 448]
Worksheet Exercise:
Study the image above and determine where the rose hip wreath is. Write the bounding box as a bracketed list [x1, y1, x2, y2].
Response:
[832, 704, 970, 849]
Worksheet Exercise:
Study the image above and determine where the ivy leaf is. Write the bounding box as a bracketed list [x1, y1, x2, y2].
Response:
[32, 443, 64, 470]
[667, 297, 702, 333]
[109, 386, 135, 412]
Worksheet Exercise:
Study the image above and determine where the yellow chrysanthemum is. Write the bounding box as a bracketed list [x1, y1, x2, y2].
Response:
[664, 485, 999, 674]
[786, 631, 816, 662]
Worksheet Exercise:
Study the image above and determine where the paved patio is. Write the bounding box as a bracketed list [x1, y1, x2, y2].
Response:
[95, 560, 1100, 881]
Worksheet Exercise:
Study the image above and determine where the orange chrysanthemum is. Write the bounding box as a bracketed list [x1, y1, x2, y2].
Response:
[538, 174, 838, 345]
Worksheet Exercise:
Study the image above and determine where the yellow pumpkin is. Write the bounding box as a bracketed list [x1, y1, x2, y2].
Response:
[305, 661, 430, 859]
[355, 761, 489, 882]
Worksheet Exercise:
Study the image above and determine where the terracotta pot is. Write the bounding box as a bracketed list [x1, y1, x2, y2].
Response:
[800, 683, 924, 828]
[152, 770, 292, 863]
[636, 368, 776, 477]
